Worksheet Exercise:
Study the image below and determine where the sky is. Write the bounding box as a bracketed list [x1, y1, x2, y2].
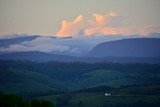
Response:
[0, 0, 160, 36]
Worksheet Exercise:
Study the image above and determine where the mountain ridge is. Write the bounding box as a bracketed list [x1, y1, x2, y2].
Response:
[87, 38, 160, 58]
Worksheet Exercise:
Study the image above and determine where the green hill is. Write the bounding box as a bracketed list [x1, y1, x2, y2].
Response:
[0, 60, 160, 96]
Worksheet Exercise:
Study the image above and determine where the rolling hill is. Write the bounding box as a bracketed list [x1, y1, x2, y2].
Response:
[0, 60, 160, 96]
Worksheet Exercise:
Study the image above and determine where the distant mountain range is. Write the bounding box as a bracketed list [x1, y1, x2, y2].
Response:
[1, 33, 160, 57]
[0, 34, 160, 63]
[0, 51, 76, 62]
[87, 38, 160, 58]
[0, 35, 40, 48]
[0, 51, 160, 64]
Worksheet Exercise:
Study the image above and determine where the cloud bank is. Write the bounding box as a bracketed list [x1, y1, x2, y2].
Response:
[56, 12, 160, 37]
[0, 37, 70, 53]
[0, 35, 126, 55]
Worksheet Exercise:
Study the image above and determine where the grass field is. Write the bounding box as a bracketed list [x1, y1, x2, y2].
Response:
[37, 85, 160, 107]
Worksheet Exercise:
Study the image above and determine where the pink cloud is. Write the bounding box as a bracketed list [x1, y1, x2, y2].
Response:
[55, 12, 160, 37]
[56, 15, 87, 37]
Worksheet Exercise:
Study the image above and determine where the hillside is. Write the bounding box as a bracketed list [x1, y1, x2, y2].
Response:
[0, 51, 160, 64]
[0, 51, 75, 62]
[37, 85, 160, 107]
[87, 38, 160, 58]
[0, 60, 160, 97]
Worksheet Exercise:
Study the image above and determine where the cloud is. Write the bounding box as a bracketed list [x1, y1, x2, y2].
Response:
[55, 12, 160, 37]
[56, 12, 118, 37]
[0, 33, 160, 56]
[0, 35, 124, 55]
[0, 34, 34, 39]
[0, 37, 70, 53]
[0, 43, 70, 53]
[56, 15, 87, 37]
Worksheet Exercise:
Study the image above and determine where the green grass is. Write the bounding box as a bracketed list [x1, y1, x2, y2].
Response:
[38, 92, 160, 107]
[1, 60, 160, 98]
[79, 69, 139, 87]
[0, 69, 62, 94]
[37, 85, 160, 107]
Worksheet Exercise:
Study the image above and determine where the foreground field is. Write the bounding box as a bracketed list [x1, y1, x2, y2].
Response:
[37, 85, 160, 107]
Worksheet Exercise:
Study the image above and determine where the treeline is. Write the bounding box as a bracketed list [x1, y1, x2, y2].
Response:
[0, 92, 54, 107]
[77, 85, 114, 93]
[1, 60, 160, 81]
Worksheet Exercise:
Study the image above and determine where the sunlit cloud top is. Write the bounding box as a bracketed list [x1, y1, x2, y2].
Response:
[56, 12, 160, 37]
